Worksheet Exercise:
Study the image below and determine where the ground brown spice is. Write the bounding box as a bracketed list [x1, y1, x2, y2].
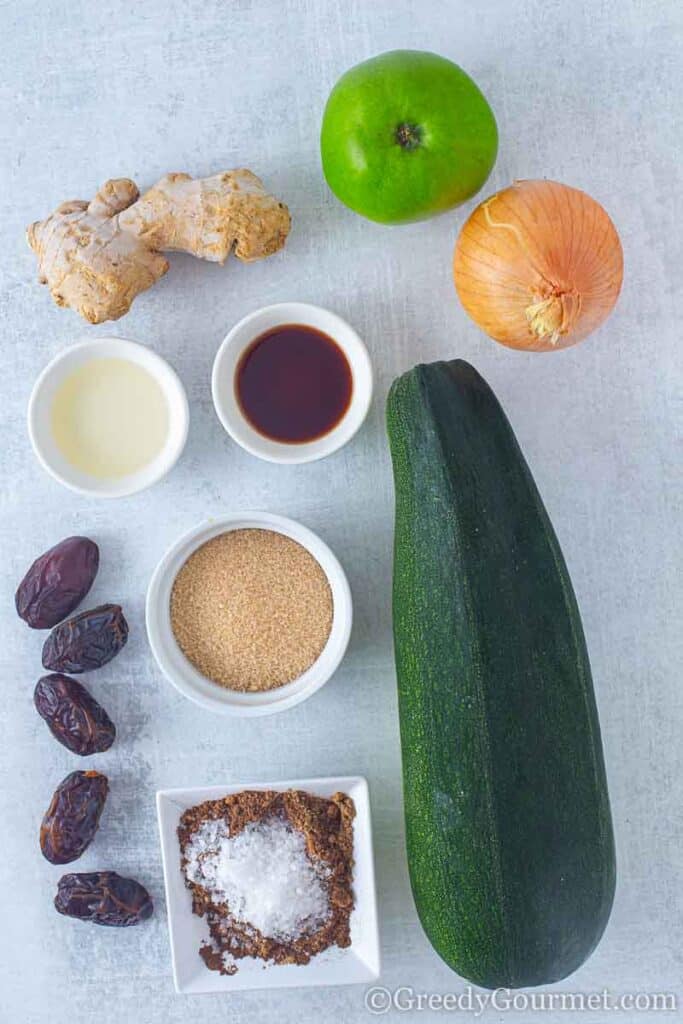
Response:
[178, 789, 355, 974]
[170, 529, 333, 692]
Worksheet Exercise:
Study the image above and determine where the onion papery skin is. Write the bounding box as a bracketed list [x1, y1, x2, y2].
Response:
[453, 180, 624, 352]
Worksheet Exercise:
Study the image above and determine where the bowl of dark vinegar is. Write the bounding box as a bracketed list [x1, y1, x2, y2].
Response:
[211, 303, 373, 464]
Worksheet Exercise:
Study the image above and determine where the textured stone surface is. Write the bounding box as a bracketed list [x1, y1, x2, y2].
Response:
[0, 1, 681, 1021]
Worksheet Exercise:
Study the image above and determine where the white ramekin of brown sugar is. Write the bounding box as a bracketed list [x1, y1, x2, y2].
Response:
[145, 512, 352, 716]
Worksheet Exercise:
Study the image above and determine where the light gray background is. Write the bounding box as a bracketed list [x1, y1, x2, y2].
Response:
[1, 1, 681, 1022]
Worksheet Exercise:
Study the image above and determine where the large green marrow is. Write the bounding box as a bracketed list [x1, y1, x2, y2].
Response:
[387, 359, 615, 988]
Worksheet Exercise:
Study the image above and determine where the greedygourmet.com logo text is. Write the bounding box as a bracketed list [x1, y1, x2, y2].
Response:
[364, 985, 677, 1015]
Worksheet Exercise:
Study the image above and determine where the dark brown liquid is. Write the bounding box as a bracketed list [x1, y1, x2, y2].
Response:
[235, 324, 353, 444]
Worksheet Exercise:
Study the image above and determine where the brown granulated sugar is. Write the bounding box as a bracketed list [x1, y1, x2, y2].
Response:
[178, 789, 355, 974]
[170, 529, 333, 692]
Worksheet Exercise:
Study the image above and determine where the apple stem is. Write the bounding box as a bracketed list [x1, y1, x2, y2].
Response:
[395, 123, 423, 150]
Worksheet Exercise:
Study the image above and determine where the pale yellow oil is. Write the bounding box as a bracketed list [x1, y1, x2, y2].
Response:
[51, 358, 169, 479]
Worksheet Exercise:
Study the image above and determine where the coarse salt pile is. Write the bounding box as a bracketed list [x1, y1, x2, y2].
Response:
[184, 816, 331, 941]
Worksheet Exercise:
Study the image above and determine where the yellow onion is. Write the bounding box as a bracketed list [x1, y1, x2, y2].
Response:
[453, 179, 623, 351]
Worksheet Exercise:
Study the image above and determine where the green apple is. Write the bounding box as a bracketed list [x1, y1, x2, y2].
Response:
[320, 50, 498, 224]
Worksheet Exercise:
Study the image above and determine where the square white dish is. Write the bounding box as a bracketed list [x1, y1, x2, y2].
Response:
[156, 775, 380, 994]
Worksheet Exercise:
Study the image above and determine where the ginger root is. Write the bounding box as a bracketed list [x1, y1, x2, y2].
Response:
[119, 170, 290, 263]
[27, 179, 169, 324]
[27, 170, 291, 324]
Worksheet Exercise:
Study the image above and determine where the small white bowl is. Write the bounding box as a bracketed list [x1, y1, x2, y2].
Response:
[211, 302, 373, 464]
[156, 775, 380, 994]
[146, 512, 352, 716]
[28, 337, 189, 498]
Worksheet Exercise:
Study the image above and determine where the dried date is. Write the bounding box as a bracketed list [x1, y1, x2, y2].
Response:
[16, 536, 99, 629]
[55, 871, 153, 927]
[34, 674, 115, 755]
[40, 770, 109, 864]
[42, 604, 128, 674]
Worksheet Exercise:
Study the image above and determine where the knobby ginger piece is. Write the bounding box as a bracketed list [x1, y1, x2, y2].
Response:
[27, 170, 291, 323]
[27, 179, 169, 324]
[119, 170, 291, 263]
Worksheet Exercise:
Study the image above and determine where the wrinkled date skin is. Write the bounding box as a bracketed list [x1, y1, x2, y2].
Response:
[40, 770, 109, 864]
[15, 536, 99, 629]
[34, 674, 116, 755]
[55, 871, 153, 927]
[42, 604, 128, 674]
